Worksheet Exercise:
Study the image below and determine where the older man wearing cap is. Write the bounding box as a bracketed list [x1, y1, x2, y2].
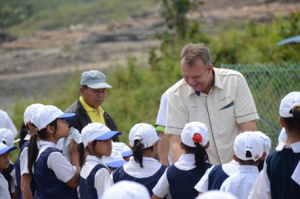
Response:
[65, 70, 119, 141]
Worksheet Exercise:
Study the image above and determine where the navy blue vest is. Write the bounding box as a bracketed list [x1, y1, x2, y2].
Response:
[207, 164, 229, 190]
[113, 164, 168, 196]
[266, 148, 300, 199]
[79, 164, 109, 199]
[167, 162, 212, 199]
[34, 147, 78, 199]
[15, 141, 36, 199]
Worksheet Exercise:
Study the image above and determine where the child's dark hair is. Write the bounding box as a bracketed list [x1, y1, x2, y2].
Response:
[78, 140, 98, 167]
[28, 119, 57, 176]
[19, 123, 29, 148]
[183, 143, 209, 175]
[283, 106, 300, 135]
[132, 139, 154, 168]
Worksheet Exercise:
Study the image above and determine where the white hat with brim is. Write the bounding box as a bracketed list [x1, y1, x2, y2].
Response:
[81, 123, 122, 147]
[0, 128, 15, 147]
[31, 105, 75, 131]
[112, 142, 133, 157]
[23, 103, 44, 125]
[181, 121, 209, 147]
[103, 150, 127, 168]
[129, 123, 162, 148]
[0, 142, 17, 155]
[279, 91, 300, 118]
[81, 70, 112, 89]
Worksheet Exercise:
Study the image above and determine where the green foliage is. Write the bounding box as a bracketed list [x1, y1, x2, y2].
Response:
[6, 0, 155, 36]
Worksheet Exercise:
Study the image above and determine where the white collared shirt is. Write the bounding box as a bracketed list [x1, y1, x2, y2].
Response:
[249, 141, 300, 199]
[122, 157, 163, 178]
[152, 154, 195, 197]
[195, 159, 239, 193]
[220, 165, 259, 199]
[0, 173, 11, 199]
[80, 155, 113, 197]
[35, 141, 77, 183]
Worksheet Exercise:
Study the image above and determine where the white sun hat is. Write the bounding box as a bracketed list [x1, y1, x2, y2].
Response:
[181, 121, 209, 147]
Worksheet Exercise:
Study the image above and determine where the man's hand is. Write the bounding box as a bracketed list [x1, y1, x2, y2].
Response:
[157, 131, 170, 166]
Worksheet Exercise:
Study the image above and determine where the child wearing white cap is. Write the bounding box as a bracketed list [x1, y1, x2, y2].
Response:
[27, 105, 79, 199]
[0, 128, 17, 198]
[112, 142, 133, 162]
[112, 123, 167, 196]
[195, 131, 271, 195]
[250, 91, 300, 199]
[15, 103, 43, 199]
[220, 132, 266, 199]
[102, 150, 127, 172]
[152, 121, 212, 199]
[79, 122, 122, 198]
[0, 142, 17, 199]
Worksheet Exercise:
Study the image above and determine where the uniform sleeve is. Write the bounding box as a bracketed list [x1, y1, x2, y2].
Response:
[47, 152, 77, 183]
[194, 166, 214, 193]
[220, 178, 230, 192]
[94, 168, 113, 197]
[234, 75, 259, 124]
[257, 163, 271, 199]
[156, 91, 168, 127]
[20, 148, 29, 175]
[152, 169, 170, 198]
[166, 90, 187, 135]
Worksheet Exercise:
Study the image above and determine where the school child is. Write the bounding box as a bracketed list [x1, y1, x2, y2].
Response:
[27, 105, 80, 199]
[152, 121, 212, 199]
[0, 142, 17, 199]
[15, 103, 43, 199]
[250, 91, 300, 199]
[112, 123, 167, 196]
[79, 122, 121, 199]
[103, 150, 127, 172]
[195, 131, 271, 194]
[100, 180, 151, 199]
[112, 142, 133, 162]
[219, 132, 266, 199]
[0, 128, 17, 199]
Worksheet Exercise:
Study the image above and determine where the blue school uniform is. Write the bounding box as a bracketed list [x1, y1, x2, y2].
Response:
[112, 157, 167, 196]
[79, 155, 112, 199]
[34, 142, 78, 199]
[265, 142, 300, 199]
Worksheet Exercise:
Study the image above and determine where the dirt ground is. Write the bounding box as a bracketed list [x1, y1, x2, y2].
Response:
[1, 0, 299, 108]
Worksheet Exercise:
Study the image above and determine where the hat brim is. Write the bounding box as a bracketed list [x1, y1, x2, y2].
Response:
[106, 160, 127, 168]
[57, 113, 76, 120]
[94, 131, 122, 141]
[121, 151, 133, 157]
[87, 82, 112, 89]
[0, 146, 17, 155]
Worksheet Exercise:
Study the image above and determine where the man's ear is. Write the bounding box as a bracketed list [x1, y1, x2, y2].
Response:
[79, 86, 85, 96]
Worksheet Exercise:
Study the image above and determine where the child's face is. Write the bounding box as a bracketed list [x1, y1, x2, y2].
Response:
[54, 119, 70, 139]
[0, 152, 10, 171]
[95, 138, 112, 158]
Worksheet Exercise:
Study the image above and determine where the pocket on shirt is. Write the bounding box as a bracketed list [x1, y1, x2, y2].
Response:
[218, 100, 234, 111]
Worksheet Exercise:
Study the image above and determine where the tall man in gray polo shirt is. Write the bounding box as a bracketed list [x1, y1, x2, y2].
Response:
[163, 43, 259, 165]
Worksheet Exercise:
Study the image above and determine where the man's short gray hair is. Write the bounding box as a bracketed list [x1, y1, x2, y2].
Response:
[180, 43, 212, 70]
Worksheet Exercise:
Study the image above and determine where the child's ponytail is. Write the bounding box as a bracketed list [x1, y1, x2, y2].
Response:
[292, 106, 300, 135]
[28, 119, 57, 176]
[78, 143, 85, 168]
[132, 139, 144, 168]
[194, 142, 209, 175]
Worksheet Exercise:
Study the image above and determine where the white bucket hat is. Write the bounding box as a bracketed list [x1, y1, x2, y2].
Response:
[279, 91, 300, 118]
[31, 105, 75, 131]
[181, 121, 209, 147]
[81, 123, 122, 147]
[234, 132, 264, 162]
[129, 123, 162, 148]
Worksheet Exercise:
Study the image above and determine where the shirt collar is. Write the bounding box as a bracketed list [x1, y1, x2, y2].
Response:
[177, 154, 195, 162]
[238, 165, 259, 173]
[276, 141, 300, 153]
[39, 141, 58, 149]
[129, 156, 160, 164]
[86, 155, 106, 165]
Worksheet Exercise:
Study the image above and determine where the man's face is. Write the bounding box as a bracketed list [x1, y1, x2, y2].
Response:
[80, 87, 107, 109]
[181, 58, 213, 93]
